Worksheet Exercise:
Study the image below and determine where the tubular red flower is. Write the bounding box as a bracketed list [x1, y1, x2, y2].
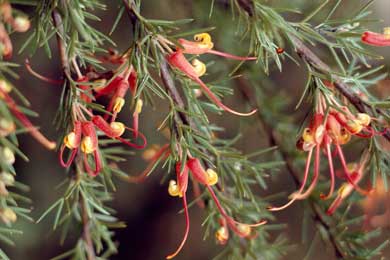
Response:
[77, 76, 93, 103]
[59, 121, 82, 167]
[91, 115, 147, 149]
[177, 34, 256, 60]
[166, 162, 190, 259]
[167, 50, 257, 117]
[0, 89, 56, 150]
[81, 121, 101, 176]
[361, 30, 390, 47]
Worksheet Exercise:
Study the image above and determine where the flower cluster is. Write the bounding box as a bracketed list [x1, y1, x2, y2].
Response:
[59, 60, 147, 176]
[269, 92, 375, 213]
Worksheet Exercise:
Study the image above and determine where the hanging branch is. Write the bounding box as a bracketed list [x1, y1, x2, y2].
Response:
[52, 9, 71, 80]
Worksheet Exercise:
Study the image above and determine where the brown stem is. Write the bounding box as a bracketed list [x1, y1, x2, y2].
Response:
[75, 155, 96, 260]
[52, 9, 71, 80]
[236, 77, 346, 259]
[289, 36, 390, 141]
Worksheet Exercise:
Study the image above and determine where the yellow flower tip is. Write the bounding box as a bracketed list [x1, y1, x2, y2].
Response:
[113, 97, 125, 113]
[356, 113, 371, 127]
[0, 118, 15, 136]
[206, 169, 218, 186]
[0, 79, 12, 93]
[0, 172, 14, 186]
[193, 88, 202, 98]
[384, 27, 390, 39]
[337, 183, 353, 198]
[168, 180, 182, 197]
[0, 182, 8, 196]
[346, 119, 363, 134]
[338, 128, 351, 145]
[302, 128, 314, 143]
[237, 224, 251, 237]
[135, 99, 143, 114]
[142, 145, 160, 161]
[93, 79, 107, 91]
[215, 227, 229, 245]
[191, 59, 207, 77]
[64, 132, 79, 149]
[2, 147, 15, 164]
[81, 137, 96, 154]
[12, 16, 31, 32]
[194, 33, 214, 49]
[1, 208, 17, 224]
[110, 122, 125, 137]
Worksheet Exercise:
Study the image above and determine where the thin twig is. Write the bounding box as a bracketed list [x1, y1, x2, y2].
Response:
[52, 9, 71, 80]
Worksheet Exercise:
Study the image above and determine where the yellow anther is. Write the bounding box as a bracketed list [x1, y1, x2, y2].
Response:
[81, 137, 95, 154]
[384, 27, 390, 39]
[337, 183, 353, 198]
[12, 16, 30, 32]
[110, 121, 125, 137]
[191, 59, 207, 77]
[346, 119, 363, 134]
[0, 79, 12, 93]
[93, 79, 107, 92]
[215, 227, 229, 244]
[194, 33, 214, 49]
[64, 132, 79, 149]
[168, 180, 182, 197]
[135, 99, 143, 114]
[0, 172, 14, 186]
[302, 128, 314, 143]
[113, 97, 125, 113]
[237, 224, 251, 237]
[142, 145, 160, 161]
[356, 113, 371, 127]
[1, 208, 17, 224]
[2, 147, 15, 164]
[338, 128, 351, 145]
[206, 168, 218, 186]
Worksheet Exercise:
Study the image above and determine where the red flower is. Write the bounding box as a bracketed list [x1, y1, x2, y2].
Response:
[178, 33, 257, 60]
[167, 50, 257, 116]
[166, 158, 266, 259]
[0, 86, 56, 150]
[361, 28, 390, 46]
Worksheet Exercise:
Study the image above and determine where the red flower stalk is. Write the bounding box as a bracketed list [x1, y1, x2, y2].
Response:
[0, 88, 56, 150]
[91, 115, 147, 149]
[327, 152, 369, 215]
[361, 28, 390, 46]
[81, 121, 101, 177]
[59, 121, 82, 167]
[167, 50, 257, 116]
[167, 158, 266, 259]
[177, 33, 256, 61]
[77, 76, 93, 104]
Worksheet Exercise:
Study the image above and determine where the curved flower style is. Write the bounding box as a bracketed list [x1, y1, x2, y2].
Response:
[167, 50, 257, 116]
[361, 27, 390, 46]
[166, 158, 266, 259]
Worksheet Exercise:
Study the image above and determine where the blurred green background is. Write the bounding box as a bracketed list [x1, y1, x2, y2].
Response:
[4, 0, 390, 259]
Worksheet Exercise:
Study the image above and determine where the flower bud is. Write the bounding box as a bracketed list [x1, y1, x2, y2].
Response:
[0, 118, 15, 136]
[0, 172, 15, 186]
[1, 147, 15, 164]
[12, 16, 31, 32]
[215, 226, 229, 245]
[110, 122, 125, 137]
[0, 208, 17, 224]
[206, 169, 218, 186]
[191, 59, 206, 77]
